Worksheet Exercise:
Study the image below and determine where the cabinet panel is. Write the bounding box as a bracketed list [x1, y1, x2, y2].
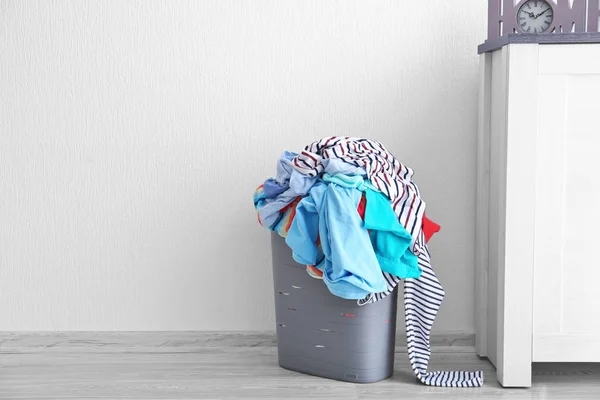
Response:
[533, 75, 567, 336]
[539, 44, 600, 74]
[486, 46, 508, 367]
[533, 64, 600, 360]
[561, 75, 600, 334]
[534, 334, 600, 362]
[499, 43, 538, 386]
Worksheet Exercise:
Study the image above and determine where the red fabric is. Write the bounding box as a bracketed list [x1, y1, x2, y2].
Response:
[422, 213, 440, 243]
[357, 194, 367, 220]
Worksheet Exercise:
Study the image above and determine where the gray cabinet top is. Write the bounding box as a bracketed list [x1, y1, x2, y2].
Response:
[478, 32, 600, 54]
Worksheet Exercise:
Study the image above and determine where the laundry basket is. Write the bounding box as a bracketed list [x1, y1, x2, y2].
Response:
[271, 232, 398, 383]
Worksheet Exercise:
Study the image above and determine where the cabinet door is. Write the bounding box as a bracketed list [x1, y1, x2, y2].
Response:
[533, 44, 600, 362]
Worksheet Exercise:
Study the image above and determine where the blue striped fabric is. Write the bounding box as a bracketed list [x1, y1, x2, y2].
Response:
[405, 231, 483, 386]
[291, 137, 484, 387]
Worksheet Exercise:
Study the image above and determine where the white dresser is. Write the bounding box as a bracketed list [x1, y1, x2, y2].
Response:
[475, 38, 600, 387]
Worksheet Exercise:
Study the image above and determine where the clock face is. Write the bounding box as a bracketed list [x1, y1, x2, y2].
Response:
[517, 0, 554, 33]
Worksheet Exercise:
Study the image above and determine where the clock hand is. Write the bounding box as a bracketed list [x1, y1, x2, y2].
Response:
[536, 8, 550, 18]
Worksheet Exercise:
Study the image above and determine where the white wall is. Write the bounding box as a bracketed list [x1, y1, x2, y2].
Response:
[0, 0, 487, 331]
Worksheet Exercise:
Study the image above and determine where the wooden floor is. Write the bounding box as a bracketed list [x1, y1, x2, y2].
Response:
[1, 332, 600, 399]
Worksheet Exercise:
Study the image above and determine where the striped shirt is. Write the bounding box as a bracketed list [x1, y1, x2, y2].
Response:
[291, 137, 483, 387]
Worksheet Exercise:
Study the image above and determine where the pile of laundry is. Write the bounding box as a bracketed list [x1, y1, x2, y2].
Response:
[253, 137, 483, 387]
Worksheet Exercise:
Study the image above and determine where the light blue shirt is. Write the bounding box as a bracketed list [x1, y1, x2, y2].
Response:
[286, 182, 388, 299]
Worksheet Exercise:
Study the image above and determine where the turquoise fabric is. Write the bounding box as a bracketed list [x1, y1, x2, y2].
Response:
[322, 173, 379, 192]
[364, 188, 421, 279]
[323, 173, 420, 279]
[285, 182, 388, 299]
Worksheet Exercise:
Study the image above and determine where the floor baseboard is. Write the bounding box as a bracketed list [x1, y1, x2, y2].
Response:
[0, 332, 474, 354]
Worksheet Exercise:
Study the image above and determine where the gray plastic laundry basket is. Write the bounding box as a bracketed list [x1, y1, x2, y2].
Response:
[271, 232, 398, 383]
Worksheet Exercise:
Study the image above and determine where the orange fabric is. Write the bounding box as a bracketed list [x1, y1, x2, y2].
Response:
[306, 265, 324, 278]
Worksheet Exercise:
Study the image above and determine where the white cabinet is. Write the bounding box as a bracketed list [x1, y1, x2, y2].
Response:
[476, 42, 600, 387]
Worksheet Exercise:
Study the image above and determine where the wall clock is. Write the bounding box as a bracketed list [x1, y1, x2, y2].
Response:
[516, 0, 554, 33]
[480, 0, 600, 53]
[489, 0, 598, 37]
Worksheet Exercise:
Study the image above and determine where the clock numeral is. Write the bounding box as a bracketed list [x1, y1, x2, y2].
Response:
[527, 26, 531, 32]
[534, 0, 538, 6]
[521, 22, 527, 27]
[527, 2, 532, 9]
